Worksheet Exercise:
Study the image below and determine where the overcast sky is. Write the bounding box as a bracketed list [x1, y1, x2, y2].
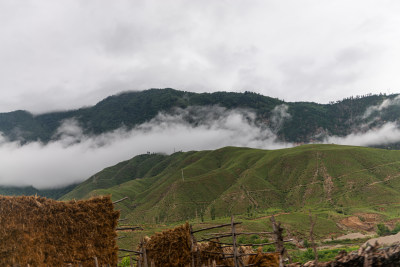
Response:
[1, 0, 400, 113]
[3, 1, 400, 188]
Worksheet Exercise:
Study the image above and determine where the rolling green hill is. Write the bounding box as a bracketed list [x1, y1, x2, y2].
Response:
[61, 144, 400, 224]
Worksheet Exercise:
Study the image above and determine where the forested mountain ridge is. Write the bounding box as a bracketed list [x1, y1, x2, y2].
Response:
[0, 184, 77, 199]
[0, 88, 396, 145]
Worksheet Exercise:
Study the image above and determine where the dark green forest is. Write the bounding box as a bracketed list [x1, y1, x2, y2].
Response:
[0, 88, 396, 145]
[0, 184, 77, 199]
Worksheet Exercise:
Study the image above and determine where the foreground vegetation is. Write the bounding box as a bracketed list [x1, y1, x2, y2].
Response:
[116, 211, 371, 265]
[290, 246, 360, 264]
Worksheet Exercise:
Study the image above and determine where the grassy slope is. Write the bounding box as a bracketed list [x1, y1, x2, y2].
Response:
[62, 145, 400, 230]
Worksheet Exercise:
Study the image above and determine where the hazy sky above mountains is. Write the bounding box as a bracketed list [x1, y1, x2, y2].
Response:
[1, 0, 400, 113]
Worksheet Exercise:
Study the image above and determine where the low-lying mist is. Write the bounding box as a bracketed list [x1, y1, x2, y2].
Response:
[1, 104, 400, 189]
[324, 122, 400, 146]
[0, 107, 289, 189]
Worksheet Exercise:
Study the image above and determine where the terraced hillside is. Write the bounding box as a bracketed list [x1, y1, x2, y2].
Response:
[61, 144, 400, 223]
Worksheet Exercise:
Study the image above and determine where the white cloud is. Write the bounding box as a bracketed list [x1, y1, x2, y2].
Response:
[363, 95, 400, 118]
[324, 122, 400, 146]
[270, 104, 291, 132]
[2, 101, 400, 189]
[0, 107, 291, 189]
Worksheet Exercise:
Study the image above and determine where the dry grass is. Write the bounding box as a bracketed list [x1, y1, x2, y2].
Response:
[0, 195, 119, 266]
[142, 222, 192, 266]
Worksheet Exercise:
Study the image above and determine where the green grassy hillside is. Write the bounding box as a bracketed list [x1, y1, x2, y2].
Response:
[61, 144, 400, 226]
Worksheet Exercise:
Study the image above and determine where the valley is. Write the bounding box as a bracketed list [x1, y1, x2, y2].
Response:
[3, 90, 400, 264]
[4, 2, 400, 264]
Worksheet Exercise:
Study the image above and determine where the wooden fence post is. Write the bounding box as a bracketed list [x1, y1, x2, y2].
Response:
[138, 240, 143, 267]
[137, 252, 141, 267]
[270, 215, 285, 267]
[93, 256, 99, 267]
[138, 238, 148, 267]
[190, 225, 195, 267]
[231, 215, 239, 267]
[309, 210, 318, 265]
[143, 247, 148, 267]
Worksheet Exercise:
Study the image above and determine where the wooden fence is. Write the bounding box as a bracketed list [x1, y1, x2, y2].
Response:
[113, 196, 298, 267]
[189, 215, 291, 267]
[120, 215, 292, 267]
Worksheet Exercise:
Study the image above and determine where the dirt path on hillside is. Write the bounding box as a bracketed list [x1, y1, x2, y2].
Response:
[252, 212, 290, 220]
[290, 160, 400, 196]
[337, 161, 400, 179]
[336, 232, 375, 240]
